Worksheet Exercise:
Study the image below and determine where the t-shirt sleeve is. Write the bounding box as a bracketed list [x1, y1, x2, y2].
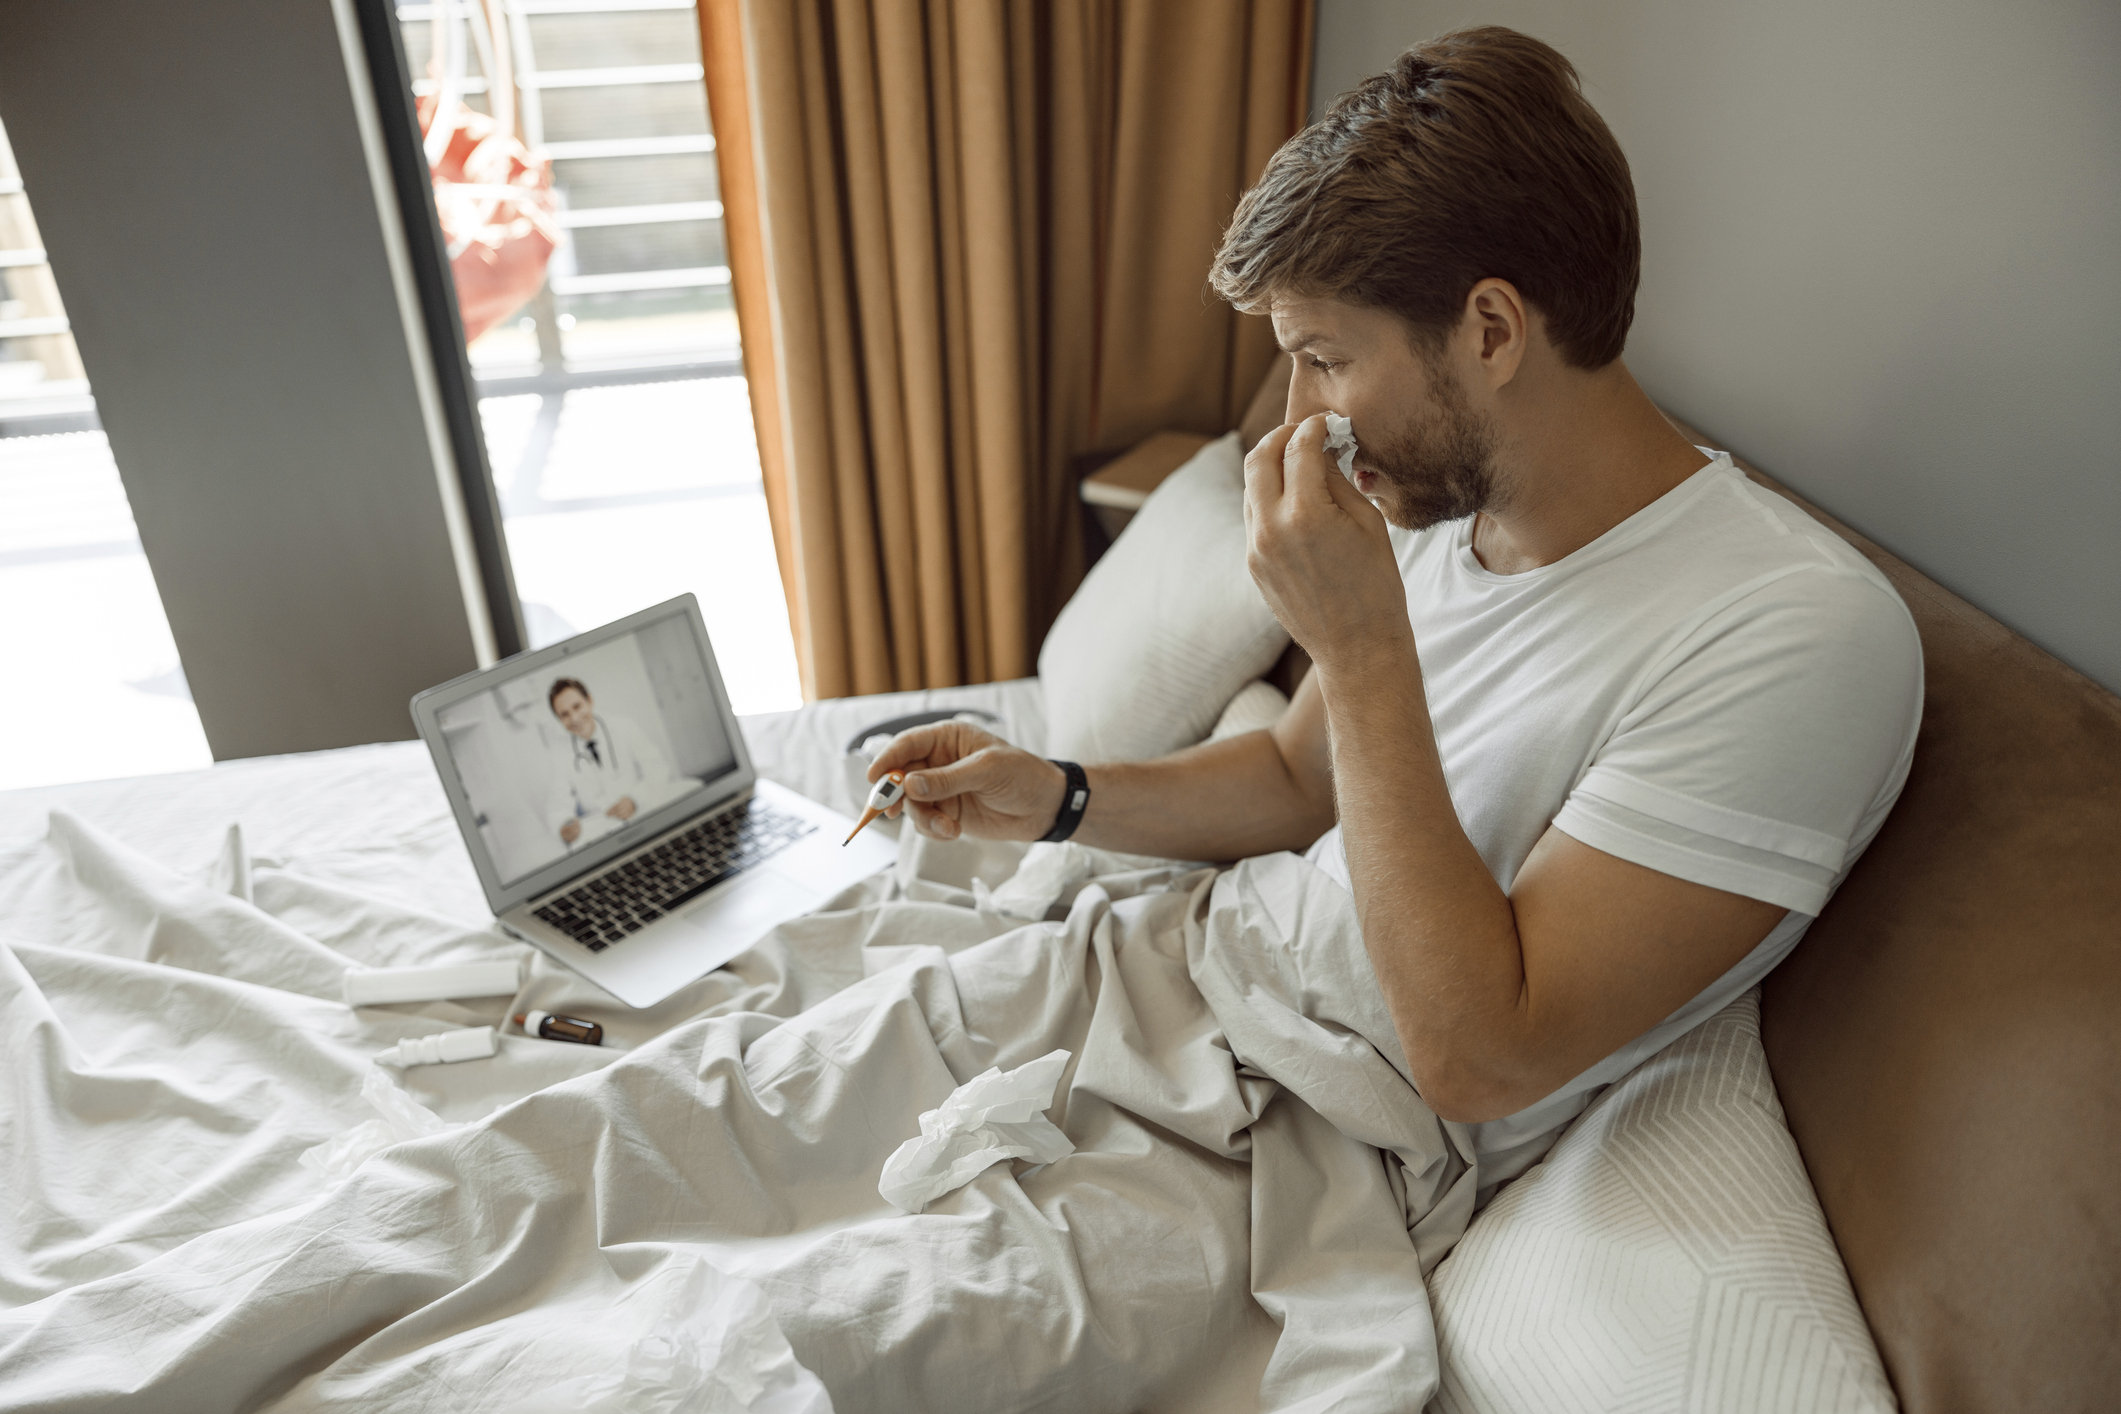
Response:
[1550, 566, 1923, 914]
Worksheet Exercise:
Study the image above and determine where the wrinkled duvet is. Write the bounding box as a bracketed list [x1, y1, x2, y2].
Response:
[0, 803, 1479, 1412]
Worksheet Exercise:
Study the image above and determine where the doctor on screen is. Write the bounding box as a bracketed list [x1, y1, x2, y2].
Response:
[546, 677, 692, 848]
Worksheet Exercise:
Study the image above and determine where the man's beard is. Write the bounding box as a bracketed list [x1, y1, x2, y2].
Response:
[1357, 371, 1500, 532]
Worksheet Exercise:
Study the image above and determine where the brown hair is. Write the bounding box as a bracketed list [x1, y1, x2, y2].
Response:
[1210, 27, 1639, 369]
[548, 677, 589, 711]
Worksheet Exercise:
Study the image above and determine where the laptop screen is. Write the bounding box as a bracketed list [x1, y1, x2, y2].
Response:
[430, 607, 741, 890]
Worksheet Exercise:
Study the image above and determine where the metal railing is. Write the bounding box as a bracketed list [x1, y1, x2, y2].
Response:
[413, 61, 704, 94]
[0, 315, 69, 339]
[404, 0, 731, 332]
[0, 0, 734, 437]
[540, 133, 713, 160]
[398, 0, 694, 16]
[557, 198, 719, 228]
[0, 119, 92, 431]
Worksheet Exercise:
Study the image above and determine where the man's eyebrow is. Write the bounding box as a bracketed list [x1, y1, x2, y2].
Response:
[1275, 329, 1327, 354]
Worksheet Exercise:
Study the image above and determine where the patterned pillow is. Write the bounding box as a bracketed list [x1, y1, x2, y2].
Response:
[1429, 991, 1898, 1413]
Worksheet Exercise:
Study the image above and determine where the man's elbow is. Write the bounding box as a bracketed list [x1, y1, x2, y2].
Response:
[1408, 1055, 1534, 1126]
[1261, 729, 1337, 844]
[1415, 1082, 1510, 1126]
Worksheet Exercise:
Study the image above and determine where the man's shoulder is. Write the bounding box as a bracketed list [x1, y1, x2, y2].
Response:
[1610, 461, 1902, 625]
[1691, 470, 1910, 626]
[1653, 477, 1923, 720]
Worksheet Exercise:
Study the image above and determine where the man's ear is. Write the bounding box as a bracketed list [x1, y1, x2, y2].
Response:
[1463, 278, 1529, 389]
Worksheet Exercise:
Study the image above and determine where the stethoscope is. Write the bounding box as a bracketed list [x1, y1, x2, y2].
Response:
[567, 715, 628, 781]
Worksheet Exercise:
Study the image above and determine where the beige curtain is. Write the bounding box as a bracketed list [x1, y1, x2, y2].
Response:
[721, 0, 1312, 700]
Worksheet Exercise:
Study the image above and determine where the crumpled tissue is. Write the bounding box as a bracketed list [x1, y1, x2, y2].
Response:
[878, 1049, 1075, 1213]
[441, 1254, 834, 1414]
[971, 840, 1094, 921]
[1323, 412, 1359, 478]
[298, 1065, 461, 1184]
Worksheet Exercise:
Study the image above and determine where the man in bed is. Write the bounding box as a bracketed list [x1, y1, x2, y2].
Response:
[874, 25, 1921, 1183]
[0, 29, 1921, 1414]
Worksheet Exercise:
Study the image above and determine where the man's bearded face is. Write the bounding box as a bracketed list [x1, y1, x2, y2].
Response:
[1355, 358, 1500, 532]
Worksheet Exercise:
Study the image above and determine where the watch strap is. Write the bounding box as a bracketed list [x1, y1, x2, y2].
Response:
[1040, 760, 1090, 843]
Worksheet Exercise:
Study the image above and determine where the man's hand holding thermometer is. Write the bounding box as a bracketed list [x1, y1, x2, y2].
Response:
[859, 723, 1078, 843]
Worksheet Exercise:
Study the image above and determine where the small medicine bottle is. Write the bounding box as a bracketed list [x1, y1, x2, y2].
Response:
[514, 1010, 604, 1046]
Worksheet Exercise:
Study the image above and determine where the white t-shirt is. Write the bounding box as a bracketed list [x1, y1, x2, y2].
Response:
[1306, 452, 1923, 1189]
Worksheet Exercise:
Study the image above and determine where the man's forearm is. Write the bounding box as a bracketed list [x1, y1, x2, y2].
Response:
[1074, 728, 1334, 862]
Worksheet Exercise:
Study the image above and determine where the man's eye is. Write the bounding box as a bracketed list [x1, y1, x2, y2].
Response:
[1308, 357, 1340, 373]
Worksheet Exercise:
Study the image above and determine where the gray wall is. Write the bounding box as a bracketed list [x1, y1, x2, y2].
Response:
[0, 0, 496, 760]
[1312, 0, 2121, 694]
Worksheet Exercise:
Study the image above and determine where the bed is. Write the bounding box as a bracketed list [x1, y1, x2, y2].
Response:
[0, 442, 1898, 1412]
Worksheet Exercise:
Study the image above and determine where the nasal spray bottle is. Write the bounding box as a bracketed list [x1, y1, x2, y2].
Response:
[375, 1026, 498, 1068]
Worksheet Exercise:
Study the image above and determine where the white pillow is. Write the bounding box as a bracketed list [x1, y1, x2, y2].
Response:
[1208, 679, 1289, 740]
[1428, 990, 1896, 1413]
[1040, 433, 1289, 761]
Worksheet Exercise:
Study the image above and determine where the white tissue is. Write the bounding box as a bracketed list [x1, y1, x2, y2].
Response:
[1323, 412, 1358, 478]
[878, 1049, 1076, 1213]
[971, 841, 1094, 921]
[298, 1066, 461, 1184]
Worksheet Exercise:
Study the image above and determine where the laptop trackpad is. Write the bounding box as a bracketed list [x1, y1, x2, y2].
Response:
[681, 872, 818, 949]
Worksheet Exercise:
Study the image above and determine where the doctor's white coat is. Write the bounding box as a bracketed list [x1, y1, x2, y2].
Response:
[551, 711, 695, 847]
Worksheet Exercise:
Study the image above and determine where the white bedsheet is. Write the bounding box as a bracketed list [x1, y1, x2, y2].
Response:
[0, 676, 1478, 1413]
[0, 678, 1893, 1412]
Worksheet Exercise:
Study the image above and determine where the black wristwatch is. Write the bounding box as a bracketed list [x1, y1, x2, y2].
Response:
[1040, 760, 1090, 843]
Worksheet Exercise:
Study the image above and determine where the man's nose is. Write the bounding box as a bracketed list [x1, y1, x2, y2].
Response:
[1283, 383, 1328, 425]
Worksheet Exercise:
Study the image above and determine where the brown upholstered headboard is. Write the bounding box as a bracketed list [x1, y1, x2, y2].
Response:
[1673, 421, 2121, 1413]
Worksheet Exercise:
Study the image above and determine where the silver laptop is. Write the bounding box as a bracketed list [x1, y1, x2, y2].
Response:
[411, 595, 896, 1007]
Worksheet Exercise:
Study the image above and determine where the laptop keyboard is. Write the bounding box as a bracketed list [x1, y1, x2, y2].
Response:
[531, 799, 816, 952]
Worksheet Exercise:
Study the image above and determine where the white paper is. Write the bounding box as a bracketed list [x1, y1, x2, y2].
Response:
[298, 1066, 461, 1184]
[1323, 412, 1358, 478]
[971, 841, 1094, 921]
[878, 1049, 1076, 1213]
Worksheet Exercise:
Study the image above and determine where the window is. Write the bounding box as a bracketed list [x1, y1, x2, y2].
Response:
[0, 119, 212, 790]
[399, 0, 798, 713]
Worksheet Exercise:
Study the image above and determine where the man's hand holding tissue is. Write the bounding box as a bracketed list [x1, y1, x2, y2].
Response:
[868, 722, 1067, 843]
[1242, 414, 1413, 673]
